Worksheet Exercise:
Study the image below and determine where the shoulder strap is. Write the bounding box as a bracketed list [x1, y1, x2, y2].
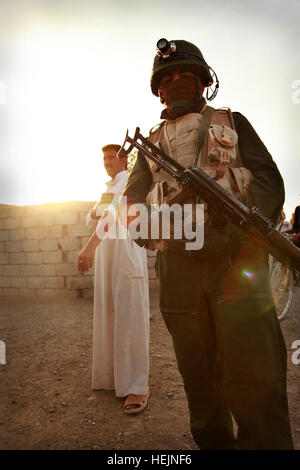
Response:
[194, 105, 215, 166]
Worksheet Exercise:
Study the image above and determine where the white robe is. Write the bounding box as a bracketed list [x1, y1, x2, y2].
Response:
[87, 171, 150, 397]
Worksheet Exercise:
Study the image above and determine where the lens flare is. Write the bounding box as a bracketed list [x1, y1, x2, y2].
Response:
[241, 269, 256, 280]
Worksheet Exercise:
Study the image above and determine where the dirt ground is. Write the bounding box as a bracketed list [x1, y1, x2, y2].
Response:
[0, 286, 299, 450]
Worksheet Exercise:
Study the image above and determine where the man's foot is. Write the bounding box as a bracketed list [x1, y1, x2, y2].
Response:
[124, 389, 150, 415]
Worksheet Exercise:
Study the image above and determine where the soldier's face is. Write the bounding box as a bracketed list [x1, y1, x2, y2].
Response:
[158, 69, 204, 106]
[159, 69, 196, 87]
[103, 150, 126, 179]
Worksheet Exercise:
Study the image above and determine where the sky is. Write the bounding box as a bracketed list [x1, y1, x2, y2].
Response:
[0, 0, 299, 219]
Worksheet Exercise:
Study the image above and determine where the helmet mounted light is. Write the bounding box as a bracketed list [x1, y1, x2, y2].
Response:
[156, 38, 177, 59]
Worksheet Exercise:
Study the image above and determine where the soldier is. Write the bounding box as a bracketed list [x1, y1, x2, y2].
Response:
[123, 39, 294, 449]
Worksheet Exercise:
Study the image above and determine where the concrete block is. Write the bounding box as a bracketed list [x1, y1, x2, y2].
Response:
[10, 277, 27, 288]
[0, 206, 9, 218]
[67, 224, 91, 238]
[24, 205, 45, 216]
[39, 239, 59, 252]
[4, 265, 21, 276]
[0, 278, 10, 288]
[23, 240, 40, 252]
[66, 251, 79, 264]
[38, 215, 54, 226]
[37, 265, 56, 276]
[7, 206, 23, 217]
[4, 218, 21, 230]
[44, 277, 65, 289]
[22, 216, 38, 228]
[0, 242, 4, 253]
[5, 240, 22, 253]
[56, 263, 78, 276]
[43, 251, 63, 264]
[45, 226, 63, 238]
[59, 238, 81, 251]
[9, 253, 27, 264]
[26, 227, 46, 240]
[20, 265, 38, 277]
[27, 277, 45, 288]
[0, 253, 9, 264]
[54, 212, 79, 225]
[9, 229, 26, 240]
[66, 276, 92, 290]
[26, 252, 44, 264]
[0, 231, 9, 241]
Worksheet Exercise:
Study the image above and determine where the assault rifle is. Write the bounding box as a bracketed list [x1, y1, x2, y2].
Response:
[119, 127, 300, 270]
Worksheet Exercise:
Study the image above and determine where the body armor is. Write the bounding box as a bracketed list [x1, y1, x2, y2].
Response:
[145, 105, 253, 250]
[146, 105, 252, 206]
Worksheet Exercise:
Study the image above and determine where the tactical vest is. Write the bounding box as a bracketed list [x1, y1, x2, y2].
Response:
[146, 105, 252, 208]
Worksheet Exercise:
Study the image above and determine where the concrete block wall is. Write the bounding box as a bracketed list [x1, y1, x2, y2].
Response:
[0, 202, 158, 300]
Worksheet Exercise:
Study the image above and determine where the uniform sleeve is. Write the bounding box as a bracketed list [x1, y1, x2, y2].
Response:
[233, 112, 285, 224]
[123, 152, 153, 204]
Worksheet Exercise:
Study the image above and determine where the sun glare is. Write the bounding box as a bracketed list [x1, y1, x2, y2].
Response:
[10, 27, 120, 204]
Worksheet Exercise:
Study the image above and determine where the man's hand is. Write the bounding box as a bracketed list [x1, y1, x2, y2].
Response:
[77, 246, 95, 272]
[77, 232, 102, 272]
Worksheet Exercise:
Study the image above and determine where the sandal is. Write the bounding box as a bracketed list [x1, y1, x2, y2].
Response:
[124, 389, 150, 415]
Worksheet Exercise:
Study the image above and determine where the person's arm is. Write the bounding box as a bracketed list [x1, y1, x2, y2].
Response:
[77, 231, 102, 272]
[233, 112, 285, 225]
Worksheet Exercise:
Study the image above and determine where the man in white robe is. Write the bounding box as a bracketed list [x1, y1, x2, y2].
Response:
[78, 144, 150, 414]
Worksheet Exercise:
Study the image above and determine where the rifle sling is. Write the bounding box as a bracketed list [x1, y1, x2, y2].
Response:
[194, 105, 215, 166]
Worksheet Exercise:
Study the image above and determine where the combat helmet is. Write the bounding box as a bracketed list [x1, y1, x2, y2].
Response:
[150, 39, 218, 101]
